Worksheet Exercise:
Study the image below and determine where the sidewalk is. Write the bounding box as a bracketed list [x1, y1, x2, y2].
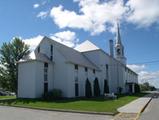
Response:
[117, 97, 151, 113]
[113, 94, 152, 120]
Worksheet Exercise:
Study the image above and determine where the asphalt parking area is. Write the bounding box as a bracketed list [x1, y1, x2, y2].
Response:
[0, 106, 113, 120]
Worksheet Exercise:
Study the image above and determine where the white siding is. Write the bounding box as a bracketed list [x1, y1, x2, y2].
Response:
[18, 61, 36, 98]
[52, 45, 69, 97]
[18, 39, 138, 98]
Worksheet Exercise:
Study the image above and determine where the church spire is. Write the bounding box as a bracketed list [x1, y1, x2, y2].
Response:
[116, 23, 122, 45]
[115, 23, 127, 64]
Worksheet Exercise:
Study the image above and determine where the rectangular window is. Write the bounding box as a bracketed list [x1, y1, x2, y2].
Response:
[44, 62, 48, 82]
[38, 46, 40, 53]
[51, 45, 53, 52]
[50, 56, 53, 61]
[75, 83, 79, 97]
[75, 76, 78, 83]
[50, 45, 53, 61]
[75, 64, 78, 70]
[93, 69, 95, 74]
[44, 63, 48, 68]
[44, 74, 48, 81]
[44, 82, 48, 94]
[85, 67, 88, 72]
[106, 64, 108, 69]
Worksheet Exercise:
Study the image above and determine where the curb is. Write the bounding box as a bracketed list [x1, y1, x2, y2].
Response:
[0, 98, 116, 116]
[134, 97, 152, 120]
[0, 104, 115, 116]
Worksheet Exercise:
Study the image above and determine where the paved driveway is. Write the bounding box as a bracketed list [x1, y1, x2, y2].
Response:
[0, 106, 113, 120]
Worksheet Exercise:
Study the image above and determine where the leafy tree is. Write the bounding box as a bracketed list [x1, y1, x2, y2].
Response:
[0, 38, 30, 93]
[85, 78, 92, 98]
[93, 77, 100, 97]
[104, 79, 109, 94]
[140, 82, 156, 91]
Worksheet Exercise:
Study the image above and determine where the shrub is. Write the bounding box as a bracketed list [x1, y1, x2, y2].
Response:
[85, 78, 92, 98]
[118, 87, 122, 94]
[43, 89, 62, 100]
[94, 77, 100, 97]
[104, 79, 109, 94]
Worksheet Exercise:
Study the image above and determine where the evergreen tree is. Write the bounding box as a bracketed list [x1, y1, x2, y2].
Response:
[94, 77, 100, 97]
[104, 79, 109, 94]
[85, 78, 92, 98]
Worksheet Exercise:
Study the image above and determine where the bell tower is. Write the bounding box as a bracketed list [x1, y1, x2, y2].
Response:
[115, 23, 126, 64]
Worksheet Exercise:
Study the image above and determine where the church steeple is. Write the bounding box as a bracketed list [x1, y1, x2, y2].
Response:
[116, 23, 122, 45]
[115, 23, 126, 64]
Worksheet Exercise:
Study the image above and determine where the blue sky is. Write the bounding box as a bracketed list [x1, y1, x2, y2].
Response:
[0, 0, 159, 87]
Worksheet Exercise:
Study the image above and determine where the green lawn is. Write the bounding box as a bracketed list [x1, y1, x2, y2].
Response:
[0, 93, 146, 113]
[0, 96, 16, 99]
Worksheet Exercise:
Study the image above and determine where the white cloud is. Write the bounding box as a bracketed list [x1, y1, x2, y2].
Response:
[23, 31, 78, 50]
[126, 0, 159, 27]
[33, 4, 40, 8]
[48, 0, 159, 35]
[50, 0, 127, 35]
[127, 64, 145, 73]
[23, 35, 43, 50]
[33, 1, 48, 9]
[37, 11, 49, 19]
[50, 30, 79, 47]
[127, 64, 159, 88]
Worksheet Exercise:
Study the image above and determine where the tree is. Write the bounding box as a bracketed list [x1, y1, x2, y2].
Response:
[104, 79, 109, 94]
[93, 77, 100, 97]
[85, 78, 92, 98]
[140, 82, 156, 91]
[0, 38, 30, 93]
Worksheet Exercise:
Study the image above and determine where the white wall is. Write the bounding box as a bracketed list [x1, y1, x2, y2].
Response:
[35, 39, 69, 97]
[34, 61, 43, 98]
[34, 61, 54, 98]
[18, 61, 55, 98]
[67, 63, 101, 97]
[82, 50, 133, 94]
[51, 44, 69, 97]
[18, 61, 36, 98]
[18, 39, 138, 98]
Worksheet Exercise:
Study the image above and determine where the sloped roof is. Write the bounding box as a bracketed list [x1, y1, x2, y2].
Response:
[44, 37, 99, 70]
[19, 37, 99, 70]
[19, 51, 51, 63]
[75, 40, 100, 52]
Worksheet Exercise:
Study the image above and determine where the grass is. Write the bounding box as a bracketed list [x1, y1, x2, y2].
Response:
[0, 93, 146, 113]
[0, 96, 16, 99]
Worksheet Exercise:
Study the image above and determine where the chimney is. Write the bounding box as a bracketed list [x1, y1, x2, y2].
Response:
[109, 39, 114, 57]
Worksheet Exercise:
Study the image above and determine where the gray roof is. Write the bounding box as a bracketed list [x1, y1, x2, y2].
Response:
[19, 37, 99, 70]
[75, 40, 100, 52]
[19, 51, 51, 63]
[44, 37, 99, 70]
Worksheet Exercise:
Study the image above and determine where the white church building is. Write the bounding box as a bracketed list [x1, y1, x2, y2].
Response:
[18, 26, 138, 98]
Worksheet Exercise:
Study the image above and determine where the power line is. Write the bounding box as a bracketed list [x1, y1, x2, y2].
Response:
[129, 60, 159, 65]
